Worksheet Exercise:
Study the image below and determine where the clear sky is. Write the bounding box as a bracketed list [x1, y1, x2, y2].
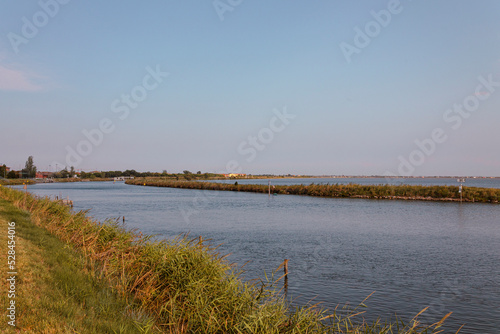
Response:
[1, 0, 499, 176]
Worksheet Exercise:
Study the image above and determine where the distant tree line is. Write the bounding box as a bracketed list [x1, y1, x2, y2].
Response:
[79, 170, 223, 180]
[0, 158, 224, 181]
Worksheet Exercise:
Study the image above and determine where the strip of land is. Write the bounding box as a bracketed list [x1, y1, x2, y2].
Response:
[126, 178, 500, 204]
[0, 179, 36, 186]
[0, 196, 159, 333]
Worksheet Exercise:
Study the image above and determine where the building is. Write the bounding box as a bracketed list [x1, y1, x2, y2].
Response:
[113, 176, 135, 181]
[35, 172, 53, 179]
[224, 173, 247, 178]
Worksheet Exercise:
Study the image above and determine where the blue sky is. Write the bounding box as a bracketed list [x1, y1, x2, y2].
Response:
[1, 0, 499, 176]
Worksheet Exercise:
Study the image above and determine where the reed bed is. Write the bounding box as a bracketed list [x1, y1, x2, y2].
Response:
[0, 186, 458, 333]
[49, 177, 113, 183]
[0, 178, 36, 186]
[127, 178, 500, 204]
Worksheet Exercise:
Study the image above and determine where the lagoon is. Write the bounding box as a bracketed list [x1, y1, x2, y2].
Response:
[18, 180, 500, 333]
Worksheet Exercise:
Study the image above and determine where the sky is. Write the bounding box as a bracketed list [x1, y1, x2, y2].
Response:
[1, 0, 499, 176]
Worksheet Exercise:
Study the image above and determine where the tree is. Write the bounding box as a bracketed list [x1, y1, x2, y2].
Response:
[123, 169, 138, 177]
[0, 164, 6, 178]
[23, 156, 37, 178]
[7, 171, 18, 179]
[70, 166, 75, 177]
[60, 168, 69, 178]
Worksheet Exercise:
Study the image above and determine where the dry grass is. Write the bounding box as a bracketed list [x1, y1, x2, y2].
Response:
[0, 197, 159, 333]
[0, 179, 36, 186]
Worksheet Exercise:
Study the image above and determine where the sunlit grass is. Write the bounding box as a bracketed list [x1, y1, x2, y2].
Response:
[0, 179, 36, 186]
[0, 197, 160, 333]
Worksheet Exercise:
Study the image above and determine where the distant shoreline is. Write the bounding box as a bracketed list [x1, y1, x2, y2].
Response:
[2, 175, 499, 188]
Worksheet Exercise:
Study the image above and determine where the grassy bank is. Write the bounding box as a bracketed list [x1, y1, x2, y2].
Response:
[0, 178, 111, 186]
[0, 187, 457, 333]
[0, 179, 36, 186]
[126, 178, 500, 204]
[47, 177, 113, 183]
[0, 194, 159, 332]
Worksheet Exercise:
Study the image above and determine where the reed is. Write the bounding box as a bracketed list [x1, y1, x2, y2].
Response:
[50, 177, 112, 183]
[127, 178, 500, 204]
[0, 179, 36, 186]
[0, 186, 459, 333]
[0, 198, 159, 332]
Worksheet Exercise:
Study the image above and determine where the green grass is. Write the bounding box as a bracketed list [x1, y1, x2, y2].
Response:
[50, 177, 113, 183]
[127, 178, 500, 204]
[0, 187, 460, 333]
[0, 197, 160, 333]
[0, 178, 112, 186]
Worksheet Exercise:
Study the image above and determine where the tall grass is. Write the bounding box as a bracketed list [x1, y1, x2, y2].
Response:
[0, 186, 459, 333]
[0, 178, 110, 186]
[127, 178, 500, 204]
[0, 199, 160, 332]
[49, 177, 112, 183]
[0, 178, 36, 186]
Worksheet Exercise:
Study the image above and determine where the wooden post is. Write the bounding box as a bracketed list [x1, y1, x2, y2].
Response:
[123, 216, 125, 223]
[283, 259, 289, 276]
[268, 180, 271, 197]
[283, 259, 289, 295]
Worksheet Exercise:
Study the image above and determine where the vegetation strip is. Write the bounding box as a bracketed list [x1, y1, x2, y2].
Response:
[0, 179, 36, 186]
[126, 178, 500, 204]
[0, 187, 457, 333]
[0, 197, 159, 333]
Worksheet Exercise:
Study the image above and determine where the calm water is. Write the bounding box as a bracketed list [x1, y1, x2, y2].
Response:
[16, 180, 500, 333]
